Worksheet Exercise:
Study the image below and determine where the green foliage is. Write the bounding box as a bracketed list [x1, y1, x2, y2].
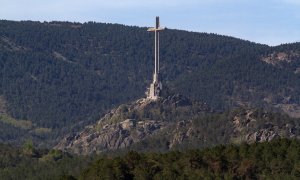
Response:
[80, 139, 300, 179]
[0, 143, 92, 180]
[0, 139, 299, 179]
[22, 139, 34, 153]
[0, 114, 32, 130]
[0, 114, 53, 147]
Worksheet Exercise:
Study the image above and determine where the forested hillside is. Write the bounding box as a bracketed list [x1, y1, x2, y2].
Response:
[1, 139, 299, 179]
[1, 20, 300, 147]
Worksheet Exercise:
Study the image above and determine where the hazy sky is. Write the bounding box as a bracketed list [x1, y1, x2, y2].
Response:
[1, 0, 300, 46]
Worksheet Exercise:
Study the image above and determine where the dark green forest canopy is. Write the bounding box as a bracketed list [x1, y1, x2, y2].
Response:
[82, 138, 300, 179]
[1, 20, 300, 146]
[0, 139, 299, 179]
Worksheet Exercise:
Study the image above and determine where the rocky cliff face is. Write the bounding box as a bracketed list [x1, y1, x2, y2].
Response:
[56, 118, 165, 154]
[231, 110, 299, 144]
[55, 96, 300, 155]
[55, 95, 207, 154]
[261, 51, 300, 66]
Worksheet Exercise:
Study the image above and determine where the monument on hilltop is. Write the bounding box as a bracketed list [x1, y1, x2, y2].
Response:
[147, 16, 165, 100]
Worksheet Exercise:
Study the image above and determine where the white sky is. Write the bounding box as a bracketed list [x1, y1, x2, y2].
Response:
[1, 0, 300, 46]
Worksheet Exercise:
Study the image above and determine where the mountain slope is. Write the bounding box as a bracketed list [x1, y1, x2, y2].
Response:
[56, 95, 300, 154]
[1, 20, 300, 146]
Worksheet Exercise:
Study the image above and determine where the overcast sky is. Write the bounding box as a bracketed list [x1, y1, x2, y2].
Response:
[1, 0, 300, 46]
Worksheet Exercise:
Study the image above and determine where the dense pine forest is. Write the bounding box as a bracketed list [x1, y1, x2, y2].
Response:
[1, 20, 300, 147]
[0, 139, 299, 179]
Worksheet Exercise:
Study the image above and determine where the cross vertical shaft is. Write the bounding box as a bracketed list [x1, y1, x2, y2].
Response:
[147, 16, 164, 100]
